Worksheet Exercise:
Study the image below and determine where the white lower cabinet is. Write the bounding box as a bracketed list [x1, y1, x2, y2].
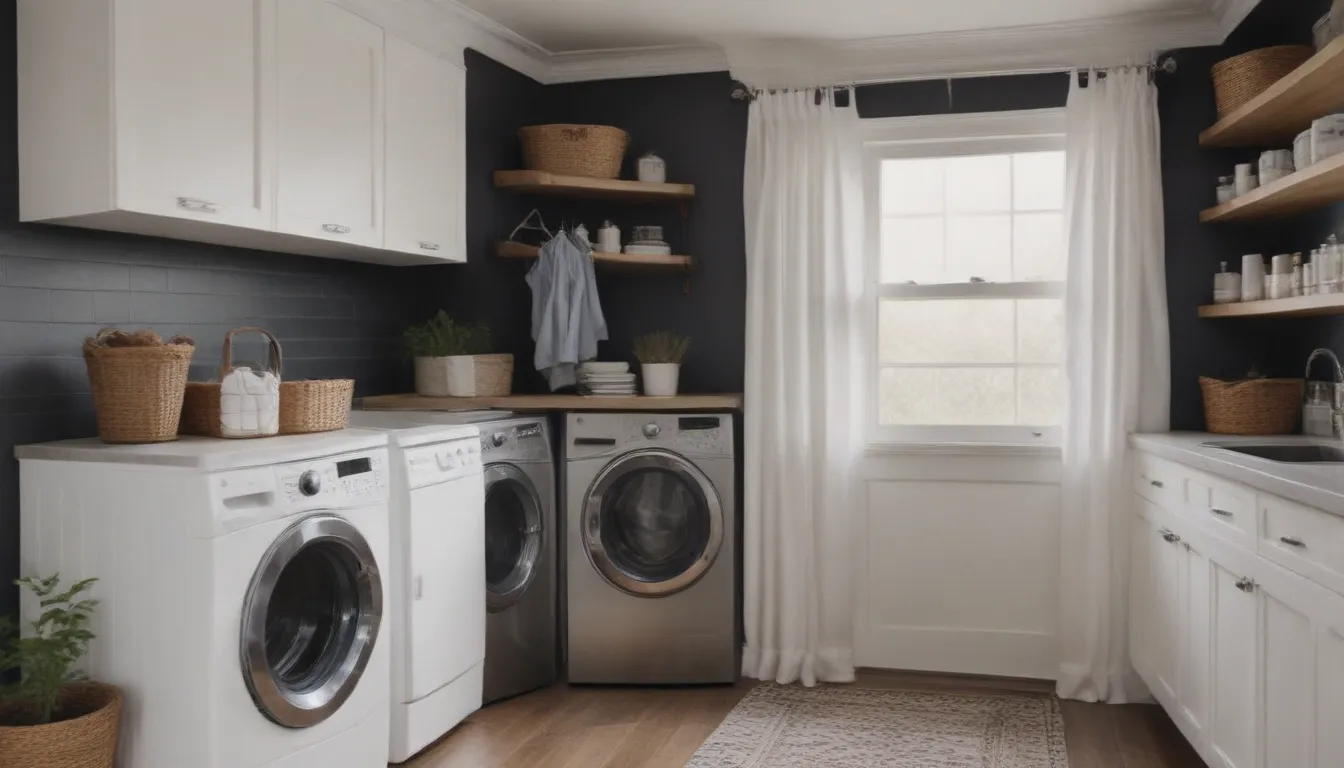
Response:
[1131, 449, 1344, 768]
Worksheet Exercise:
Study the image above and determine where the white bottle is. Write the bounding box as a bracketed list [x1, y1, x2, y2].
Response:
[597, 221, 621, 253]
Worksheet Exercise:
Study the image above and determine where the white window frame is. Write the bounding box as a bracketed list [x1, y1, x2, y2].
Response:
[862, 108, 1067, 449]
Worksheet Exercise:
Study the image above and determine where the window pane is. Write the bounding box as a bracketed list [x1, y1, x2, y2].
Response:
[882, 158, 944, 215]
[1017, 299, 1064, 364]
[946, 155, 1010, 212]
[879, 299, 1015, 364]
[1017, 367, 1062, 425]
[881, 216, 944, 283]
[879, 367, 1015, 425]
[947, 214, 1012, 282]
[1013, 212, 1064, 281]
[1013, 152, 1065, 211]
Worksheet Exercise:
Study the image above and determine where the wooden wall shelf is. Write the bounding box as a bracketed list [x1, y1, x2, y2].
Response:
[1200, 37, 1344, 148]
[1200, 152, 1344, 223]
[496, 241, 691, 271]
[494, 170, 695, 202]
[362, 393, 743, 412]
[1198, 294, 1344, 318]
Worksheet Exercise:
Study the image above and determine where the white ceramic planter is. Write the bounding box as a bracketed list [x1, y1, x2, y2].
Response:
[642, 363, 680, 397]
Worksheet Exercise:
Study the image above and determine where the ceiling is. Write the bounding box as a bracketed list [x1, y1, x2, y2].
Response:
[456, 0, 1206, 53]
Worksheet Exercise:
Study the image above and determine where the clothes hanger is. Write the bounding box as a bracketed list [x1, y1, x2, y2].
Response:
[507, 208, 553, 241]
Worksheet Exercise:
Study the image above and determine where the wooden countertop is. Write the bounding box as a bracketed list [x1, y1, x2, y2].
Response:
[361, 393, 743, 412]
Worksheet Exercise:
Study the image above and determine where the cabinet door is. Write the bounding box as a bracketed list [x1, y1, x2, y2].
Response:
[1259, 575, 1314, 768]
[1320, 604, 1344, 767]
[113, 0, 271, 229]
[1177, 538, 1211, 751]
[1129, 505, 1155, 680]
[1209, 556, 1258, 768]
[275, 0, 383, 247]
[1151, 518, 1182, 705]
[384, 36, 465, 261]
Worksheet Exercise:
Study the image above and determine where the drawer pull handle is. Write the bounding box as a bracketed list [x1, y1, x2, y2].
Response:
[176, 196, 219, 213]
[1149, 480, 1165, 488]
[322, 223, 352, 235]
[1235, 577, 1256, 594]
[418, 240, 440, 251]
[1211, 508, 1234, 518]
[1160, 529, 1181, 544]
[1280, 536, 1306, 548]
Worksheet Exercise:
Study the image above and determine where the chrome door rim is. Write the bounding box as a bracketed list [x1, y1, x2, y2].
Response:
[583, 449, 723, 597]
[240, 514, 382, 729]
[484, 463, 544, 612]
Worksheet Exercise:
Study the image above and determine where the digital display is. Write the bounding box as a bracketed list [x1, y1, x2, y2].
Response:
[337, 457, 372, 477]
[679, 417, 720, 432]
[516, 424, 543, 439]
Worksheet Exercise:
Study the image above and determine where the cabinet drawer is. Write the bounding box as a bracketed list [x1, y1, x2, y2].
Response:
[1134, 453, 1182, 510]
[1184, 472, 1257, 549]
[1261, 496, 1344, 596]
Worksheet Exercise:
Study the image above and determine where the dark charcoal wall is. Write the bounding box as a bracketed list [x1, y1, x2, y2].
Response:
[1160, 0, 1339, 429]
[857, 72, 1070, 117]
[0, 1, 416, 620]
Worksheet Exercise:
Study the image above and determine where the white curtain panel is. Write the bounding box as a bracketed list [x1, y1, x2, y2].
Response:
[741, 89, 865, 687]
[1057, 68, 1171, 703]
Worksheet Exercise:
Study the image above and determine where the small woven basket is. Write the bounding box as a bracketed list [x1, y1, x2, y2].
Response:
[464, 354, 513, 397]
[83, 333, 195, 444]
[0, 683, 122, 768]
[1200, 376, 1304, 435]
[179, 327, 282, 438]
[279, 379, 355, 434]
[1211, 46, 1315, 118]
[519, 124, 629, 179]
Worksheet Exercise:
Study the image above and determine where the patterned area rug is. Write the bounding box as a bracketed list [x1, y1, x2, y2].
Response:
[686, 684, 1069, 767]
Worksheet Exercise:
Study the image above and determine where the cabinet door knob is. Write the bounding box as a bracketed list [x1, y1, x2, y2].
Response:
[177, 196, 219, 213]
[322, 223, 352, 235]
[418, 240, 440, 251]
[1211, 508, 1234, 518]
[1235, 577, 1256, 593]
[1279, 536, 1306, 548]
[1149, 479, 1164, 488]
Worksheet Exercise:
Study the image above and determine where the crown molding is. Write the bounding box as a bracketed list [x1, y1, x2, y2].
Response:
[340, 0, 1244, 86]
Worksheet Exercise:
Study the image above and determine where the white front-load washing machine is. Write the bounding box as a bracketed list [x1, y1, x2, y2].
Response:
[16, 431, 392, 768]
[563, 412, 737, 684]
[345, 411, 485, 762]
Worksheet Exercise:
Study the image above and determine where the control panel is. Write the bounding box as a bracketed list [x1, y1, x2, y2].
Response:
[403, 437, 483, 489]
[280, 450, 388, 505]
[479, 420, 550, 463]
[567, 413, 733, 458]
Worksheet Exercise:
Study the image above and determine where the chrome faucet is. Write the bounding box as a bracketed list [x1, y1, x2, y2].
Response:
[1303, 348, 1344, 438]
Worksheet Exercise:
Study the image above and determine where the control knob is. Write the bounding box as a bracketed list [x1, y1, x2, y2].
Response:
[298, 470, 322, 497]
[491, 431, 508, 448]
[642, 423, 661, 439]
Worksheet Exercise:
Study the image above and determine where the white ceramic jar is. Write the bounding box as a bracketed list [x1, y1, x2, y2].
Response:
[637, 152, 666, 184]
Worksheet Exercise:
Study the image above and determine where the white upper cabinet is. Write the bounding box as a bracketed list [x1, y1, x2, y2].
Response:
[18, 0, 467, 266]
[275, 0, 384, 248]
[113, 0, 272, 230]
[384, 36, 466, 262]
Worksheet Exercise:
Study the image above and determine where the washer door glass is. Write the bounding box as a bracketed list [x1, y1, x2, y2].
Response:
[484, 464, 543, 612]
[584, 449, 723, 597]
[240, 514, 382, 729]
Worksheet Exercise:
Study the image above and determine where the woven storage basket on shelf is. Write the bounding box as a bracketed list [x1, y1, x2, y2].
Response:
[464, 353, 513, 397]
[180, 327, 282, 438]
[1211, 46, 1315, 118]
[1200, 376, 1304, 435]
[83, 333, 194, 444]
[519, 124, 629, 179]
[0, 683, 121, 768]
[279, 379, 354, 434]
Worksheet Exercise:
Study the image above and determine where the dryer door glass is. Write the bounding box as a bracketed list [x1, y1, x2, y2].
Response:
[240, 514, 382, 729]
[484, 464, 543, 612]
[584, 449, 723, 597]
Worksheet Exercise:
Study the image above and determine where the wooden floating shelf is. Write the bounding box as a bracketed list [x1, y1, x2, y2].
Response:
[1198, 294, 1344, 318]
[494, 170, 695, 202]
[362, 393, 744, 412]
[496, 241, 691, 271]
[1200, 152, 1344, 223]
[1201, 37, 1344, 148]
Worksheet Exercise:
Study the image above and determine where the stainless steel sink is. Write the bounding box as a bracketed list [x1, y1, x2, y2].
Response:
[1205, 443, 1344, 463]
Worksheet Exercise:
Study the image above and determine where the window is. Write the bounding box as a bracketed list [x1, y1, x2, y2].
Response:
[863, 111, 1066, 446]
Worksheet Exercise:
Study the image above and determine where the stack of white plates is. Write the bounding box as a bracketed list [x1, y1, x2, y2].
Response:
[579, 362, 636, 396]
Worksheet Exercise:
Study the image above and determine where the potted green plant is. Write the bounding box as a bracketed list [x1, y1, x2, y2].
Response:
[0, 575, 121, 767]
[634, 331, 691, 397]
[404, 311, 513, 397]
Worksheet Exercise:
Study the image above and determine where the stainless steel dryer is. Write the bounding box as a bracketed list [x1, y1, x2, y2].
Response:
[400, 412, 558, 704]
[563, 412, 736, 684]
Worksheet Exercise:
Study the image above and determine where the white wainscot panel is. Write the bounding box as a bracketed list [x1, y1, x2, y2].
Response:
[856, 455, 1061, 679]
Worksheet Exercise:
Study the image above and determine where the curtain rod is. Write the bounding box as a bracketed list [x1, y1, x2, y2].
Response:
[730, 56, 1177, 101]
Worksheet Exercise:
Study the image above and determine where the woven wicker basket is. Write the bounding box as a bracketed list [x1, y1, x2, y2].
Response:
[84, 335, 194, 444]
[279, 379, 354, 434]
[1200, 376, 1304, 435]
[519, 124, 629, 179]
[180, 327, 282, 438]
[0, 683, 121, 768]
[1212, 46, 1315, 118]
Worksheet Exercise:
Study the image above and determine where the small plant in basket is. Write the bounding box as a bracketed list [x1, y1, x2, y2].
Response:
[633, 331, 691, 397]
[0, 575, 122, 766]
[406, 312, 513, 397]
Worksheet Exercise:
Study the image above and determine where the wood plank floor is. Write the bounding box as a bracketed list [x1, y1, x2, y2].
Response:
[402, 670, 1206, 768]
